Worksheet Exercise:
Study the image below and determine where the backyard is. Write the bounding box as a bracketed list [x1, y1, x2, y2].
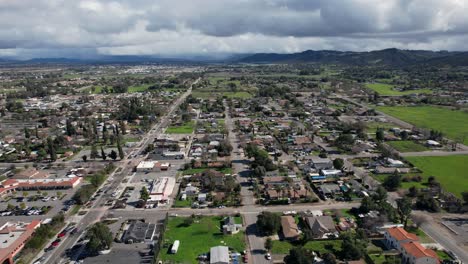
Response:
[377, 106, 468, 145]
[159, 216, 245, 264]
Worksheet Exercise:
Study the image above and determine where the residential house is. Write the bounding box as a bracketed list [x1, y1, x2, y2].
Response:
[222, 216, 242, 235]
[304, 215, 337, 238]
[280, 216, 300, 241]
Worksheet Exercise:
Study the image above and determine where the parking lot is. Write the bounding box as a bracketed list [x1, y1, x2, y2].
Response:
[0, 188, 78, 218]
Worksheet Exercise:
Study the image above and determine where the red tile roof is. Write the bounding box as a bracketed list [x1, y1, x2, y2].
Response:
[387, 227, 418, 241]
[402, 241, 439, 260]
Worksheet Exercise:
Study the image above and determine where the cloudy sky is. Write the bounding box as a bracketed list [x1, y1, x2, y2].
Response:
[1, 0, 468, 58]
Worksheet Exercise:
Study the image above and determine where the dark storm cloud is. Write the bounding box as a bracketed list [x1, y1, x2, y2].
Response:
[0, 0, 468, 58]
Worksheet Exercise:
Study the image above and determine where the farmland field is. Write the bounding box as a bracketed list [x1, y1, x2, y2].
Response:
[366, 83, 432, 96]
[387, 141, 429, 152]
[406, 155, 468, 197]
[377, 106, 468, 145]
[159, 216, 245, 264]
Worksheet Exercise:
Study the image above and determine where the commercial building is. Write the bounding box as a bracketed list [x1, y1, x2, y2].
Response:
[0, 220, 41, 264]
[0, 177, 82, 197]
[148, 177, 175, 203]
[210, 246, 229, 264]
[122, 220, 157, 244]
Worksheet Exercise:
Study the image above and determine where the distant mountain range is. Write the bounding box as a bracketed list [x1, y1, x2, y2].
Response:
[237, 48, 468, 66]
[1, 48, 468, 66]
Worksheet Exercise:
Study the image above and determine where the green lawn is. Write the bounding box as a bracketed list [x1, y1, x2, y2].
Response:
[166, 121, 195, 134]
[371, 173, 426, 190]
[192, 91, 252, 99]
[387, 141, 429, 152]
[128, 84, 151, 93]
[377, 106, 468, 145]
[159, 216, 246, 264]
[406, 155, 468, 198]
[366, 83, 432, 96]
[182, 167, 233, 175]
[271, 240, 342, 255]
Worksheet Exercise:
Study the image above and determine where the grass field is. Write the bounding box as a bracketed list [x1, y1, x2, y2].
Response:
[166, 121, 195, 134]
[159, 216, 245, 263]
[377, 106, 468, 145]
[192, 91, 252, 99]
[128, 84, 151, 93]
[271, 240, 342, 255]
[182, 167, 233, 175]
[405, 155, 468, 197]
[387, 141, 429, 152]
[366, 83, 432, 96]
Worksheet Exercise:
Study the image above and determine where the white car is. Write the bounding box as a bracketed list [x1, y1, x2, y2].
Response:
[265, 253, 271, 260]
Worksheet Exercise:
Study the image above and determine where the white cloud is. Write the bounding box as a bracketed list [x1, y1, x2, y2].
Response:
[1, 0, 468, 58]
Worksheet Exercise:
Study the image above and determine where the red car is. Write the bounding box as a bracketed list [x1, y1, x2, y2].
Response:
[57, 231, 67, 238]
[51, 239, 61, 247]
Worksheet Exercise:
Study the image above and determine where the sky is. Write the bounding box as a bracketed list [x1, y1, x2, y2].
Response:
[1, 0, 468, 59]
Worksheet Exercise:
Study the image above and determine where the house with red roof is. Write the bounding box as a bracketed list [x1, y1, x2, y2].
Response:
[384, 227, 440, 264]
[384, 227, 418, 252]
[401, 241, 439, 264]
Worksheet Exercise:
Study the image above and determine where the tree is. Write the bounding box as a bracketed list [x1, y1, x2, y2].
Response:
[256, 211, 281, 235]
[340, 231, 367, 260]
[90, 145, 99, 159]
[265, 237, 273, 251]
[376, 128, 385, 141]
[383, 171, 401, 191]
[24, 128, 30, 139]
[412, 214, 429, 228]
[396, 197, 412, 228]
[284, 247, 313, 264]
[462, 191, 468, 204]
[22, 191, 29, 197]
[373, 186, 388, 203]
[20, 202, 26, 210]
[109, 150, 118, 161]
[82, 155, 88, 162]
[140, 186, 150, 202]
[333, 158, 344, 170]
[101, 147, 107, 160]
[408, 186, 419, 197]
[66, 119, 76, 136]
[47, 137, 57, 161]
[86, 222, 113, 254]
[322, 253, 337, 264]
[7, 203, 14, 211]
[117, 140, 124, 160]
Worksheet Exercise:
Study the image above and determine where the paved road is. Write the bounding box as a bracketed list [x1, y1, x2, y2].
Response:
[414, 212, 468, 263]
[224, 100, 255, 206]
[42, 79, 199, 264]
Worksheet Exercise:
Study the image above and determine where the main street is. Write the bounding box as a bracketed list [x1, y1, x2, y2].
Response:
[42, 78, 199, 264]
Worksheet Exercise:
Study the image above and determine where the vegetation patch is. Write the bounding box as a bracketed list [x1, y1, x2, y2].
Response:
[366, 83, 432, 96]
[377, 106, 468, 145]
[271, 240, 342, 255]
[159, 216, 245, 264]
[387, 141, 429, 152]
[166, 121, 195, 134]
[405, 155, 468, 197]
